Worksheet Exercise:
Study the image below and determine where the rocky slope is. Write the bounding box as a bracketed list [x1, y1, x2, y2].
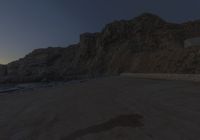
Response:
[1, 13, 200, 83]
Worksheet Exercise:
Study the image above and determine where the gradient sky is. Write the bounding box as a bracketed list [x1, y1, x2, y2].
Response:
[0, 0, 200, 64]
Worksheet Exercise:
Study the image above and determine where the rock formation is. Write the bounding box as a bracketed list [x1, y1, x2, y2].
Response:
[1, 13, 200, 83]
[0, 65, 7, 77]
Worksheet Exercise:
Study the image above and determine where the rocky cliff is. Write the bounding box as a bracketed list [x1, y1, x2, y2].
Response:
[1, 13, 200, 83]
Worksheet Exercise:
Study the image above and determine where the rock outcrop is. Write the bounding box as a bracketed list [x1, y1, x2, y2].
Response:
[1, 13, 200, 83]
[0, 65, 7, 77]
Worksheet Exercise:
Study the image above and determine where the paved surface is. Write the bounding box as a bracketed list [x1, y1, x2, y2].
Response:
[0, 76, 200, 140]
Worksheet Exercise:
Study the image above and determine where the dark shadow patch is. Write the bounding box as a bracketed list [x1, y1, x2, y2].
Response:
[62, 113, 143, 140]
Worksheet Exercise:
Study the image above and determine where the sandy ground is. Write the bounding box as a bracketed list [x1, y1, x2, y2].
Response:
[121, 73, 200, 82]
[0, 76, 200, 140]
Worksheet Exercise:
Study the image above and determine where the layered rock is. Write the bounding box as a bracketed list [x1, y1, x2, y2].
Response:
[1, 13, 200, 83]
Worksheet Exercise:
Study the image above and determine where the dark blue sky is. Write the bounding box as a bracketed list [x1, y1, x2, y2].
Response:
[0, 0, 200, 64]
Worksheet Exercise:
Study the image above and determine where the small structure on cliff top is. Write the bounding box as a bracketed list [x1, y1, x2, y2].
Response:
[184, 37, 200, 48]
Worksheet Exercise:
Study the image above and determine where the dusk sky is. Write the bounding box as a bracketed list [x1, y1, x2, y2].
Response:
[0, 0, 200, 64]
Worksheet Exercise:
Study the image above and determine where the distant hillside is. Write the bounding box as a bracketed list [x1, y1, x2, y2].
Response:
[1, 13, 200, 83]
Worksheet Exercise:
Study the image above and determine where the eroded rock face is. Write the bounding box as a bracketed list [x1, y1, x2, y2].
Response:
[0, 65, 7, 77]
[73, 33, 99, 75]
[5, 46, 79, 82]
[2, 13, 200, 83]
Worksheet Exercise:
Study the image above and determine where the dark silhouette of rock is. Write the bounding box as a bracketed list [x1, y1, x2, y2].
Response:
[1, 13, 200, 83]
[0, 65, 7, 76]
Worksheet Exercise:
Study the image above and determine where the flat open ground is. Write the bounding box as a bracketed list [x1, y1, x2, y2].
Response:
[0, 75, 200, 140]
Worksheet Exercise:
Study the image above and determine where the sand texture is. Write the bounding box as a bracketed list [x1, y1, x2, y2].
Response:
[0, 76, 200, 140]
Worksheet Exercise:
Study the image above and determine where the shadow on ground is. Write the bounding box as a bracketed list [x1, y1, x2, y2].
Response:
[62, 113, 144, 140]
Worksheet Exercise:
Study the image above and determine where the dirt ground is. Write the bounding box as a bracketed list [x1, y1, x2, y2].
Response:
[0, 75, 200, 140]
